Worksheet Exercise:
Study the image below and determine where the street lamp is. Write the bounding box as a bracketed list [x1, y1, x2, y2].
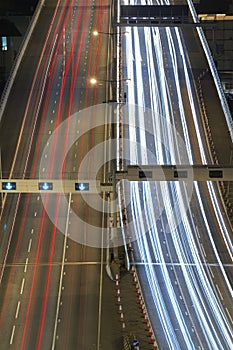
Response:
[92, 30, 128, 37]
[90, 77, 98, 85]
[89, 77, 130, 85]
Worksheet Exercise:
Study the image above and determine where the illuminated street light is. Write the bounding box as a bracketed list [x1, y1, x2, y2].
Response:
[92, 30, 128, 36]
[89, 77, 130, 85]
[90, 77, 98, 85]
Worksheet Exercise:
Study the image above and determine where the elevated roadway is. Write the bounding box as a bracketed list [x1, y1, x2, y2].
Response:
[0, 1, 125, 349]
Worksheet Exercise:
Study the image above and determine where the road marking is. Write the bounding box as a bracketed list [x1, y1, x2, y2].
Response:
[10, 325, 16, 345]
[226, 308, 233, 324]
[34, 212, 37, 217]
[28, 238, 32, 253]
[216, 284, 223, 300]
[209, 266, 214, 278]
[20, 278, 25, 294]
[15, 301, 21, 319]
[31, 228, 34, 234]
[201, 243, 206, 257]
[24, 258, 29, 273]
[51, 193, 72, 350]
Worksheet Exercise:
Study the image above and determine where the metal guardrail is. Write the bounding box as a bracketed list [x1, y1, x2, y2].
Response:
[187, 0, 233, 142]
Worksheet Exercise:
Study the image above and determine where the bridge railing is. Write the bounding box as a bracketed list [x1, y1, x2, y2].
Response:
[0, 0, 45, 123]
[187, 0, 233, 142]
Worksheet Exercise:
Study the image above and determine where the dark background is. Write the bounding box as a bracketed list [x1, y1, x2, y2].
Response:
[0, 0, 39, 15]
[197, 0, 233, 13]
[0, 1, 232, 16]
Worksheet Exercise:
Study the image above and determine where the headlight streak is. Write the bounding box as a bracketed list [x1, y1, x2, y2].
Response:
[131, 183, 182, 350]
[120, 0, 233, 348]
[186, 0, 233, 142]
[167, 25, 233, 346]
[175, 27, 233, 275]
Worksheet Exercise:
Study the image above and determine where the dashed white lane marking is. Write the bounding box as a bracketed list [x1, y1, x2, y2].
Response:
[209, 267, 214, 278]
[10, 325, 16, 345]
[216, 284, 224, 301]
[31, 228, 34, 234]
[20, 278, 25, 295]
[15, 301, 21, 319]
[34, 212, 37, 217]
[28, 238, 32, 253]
[201, 243, 206, 257]
[226, 308, 233, 324]
[24, 258, 29, 273]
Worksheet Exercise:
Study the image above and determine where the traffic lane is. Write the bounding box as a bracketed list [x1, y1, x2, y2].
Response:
[0, 263, 62, 350]
[55, 263, 101, 350]
[0, 0, 63, 176]
[132, 181, 233, 332]
[0, 0, 103, 348]
[1, 194, 64, 265]
[0, 194, 21, 266]
[0, 1, 110, 348]
[197, 182, 233, 265]
[0, 201, 66, 349]
[17, 265, 62, 350]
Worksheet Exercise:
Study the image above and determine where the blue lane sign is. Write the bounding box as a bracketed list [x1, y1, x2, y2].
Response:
[2, 182, 16, 190]
[132, 339, 139, 347]
[75, 183, 89, 191]
[38, 182, 53, 191]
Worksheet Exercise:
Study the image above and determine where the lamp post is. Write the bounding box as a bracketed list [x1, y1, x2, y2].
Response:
[92, 30, 128, 37]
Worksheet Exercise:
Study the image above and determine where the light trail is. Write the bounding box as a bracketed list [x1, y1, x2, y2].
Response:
[120, 0, 233, 348]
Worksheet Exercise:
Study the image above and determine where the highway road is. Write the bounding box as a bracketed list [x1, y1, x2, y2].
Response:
[0, 1, 123, 349]
[0, 0, 232, 349]
[120, 0, 233, 349]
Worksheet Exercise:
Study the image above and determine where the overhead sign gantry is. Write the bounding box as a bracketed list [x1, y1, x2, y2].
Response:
[117, 5, 214, 27]
[1, 165, 233, 193]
